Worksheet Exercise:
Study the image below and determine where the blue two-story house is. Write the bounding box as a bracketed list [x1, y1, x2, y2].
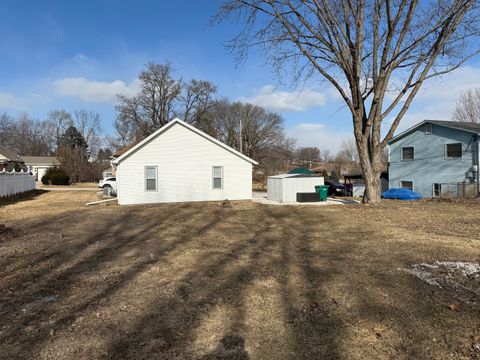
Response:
[388, 120, 480, 198]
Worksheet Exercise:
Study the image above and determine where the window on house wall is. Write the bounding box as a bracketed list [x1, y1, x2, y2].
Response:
[425, 123, 432, 134]
[145, 166, 157, 191]
[401, 146, 414, 160]
[400, 181, 413, 190]
[445, 143, 462, 159]
[433, 183, 441, 197]
[212, 166, 223, 189]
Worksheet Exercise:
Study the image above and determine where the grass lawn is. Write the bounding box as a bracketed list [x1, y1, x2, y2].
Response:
[1, 191, 479, 359]
[37, 182, 99, 189]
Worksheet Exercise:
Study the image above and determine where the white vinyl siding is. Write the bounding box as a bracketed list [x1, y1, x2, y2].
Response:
[116, 122, 253, 204]
[145, 166, 157, 191]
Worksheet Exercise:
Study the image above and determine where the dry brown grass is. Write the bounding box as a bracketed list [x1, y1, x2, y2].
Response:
[37, 182, 99, 189]
[0, 192, 479, 359]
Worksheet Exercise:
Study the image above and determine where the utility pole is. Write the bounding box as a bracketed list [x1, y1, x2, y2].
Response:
[239, 116, 243, 153]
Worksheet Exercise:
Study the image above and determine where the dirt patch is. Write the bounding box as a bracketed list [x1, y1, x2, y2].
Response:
[0, 223, 21, 239]
[405, 261, 480, 307]
[1, 192, 480, 359]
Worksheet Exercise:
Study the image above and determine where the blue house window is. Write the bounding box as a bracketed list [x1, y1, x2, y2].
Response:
[445, 143, 462, 159]
[401, 147, 414, 160]
[401, 181, 413, 190]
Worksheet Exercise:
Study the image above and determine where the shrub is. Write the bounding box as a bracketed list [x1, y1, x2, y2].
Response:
[41, 167, 70, 186]
[41, 174, 49, 185]
[50, 173, 70, 185]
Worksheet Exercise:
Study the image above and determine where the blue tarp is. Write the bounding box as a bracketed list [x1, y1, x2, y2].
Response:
[382, 188, 423, 200]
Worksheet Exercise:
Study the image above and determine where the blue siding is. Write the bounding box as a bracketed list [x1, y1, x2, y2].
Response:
[389, 123, 478, 197]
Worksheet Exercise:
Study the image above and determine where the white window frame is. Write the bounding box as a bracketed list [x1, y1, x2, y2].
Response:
[145, 166, 158, 192]
[433, 183, 441, 198]
[401, 146, 415, 161]
[444, 143, 463, 160]
[400, 181, 414, 191]
[212, 166, 223, 190]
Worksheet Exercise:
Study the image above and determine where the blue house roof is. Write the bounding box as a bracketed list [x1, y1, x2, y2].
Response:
[389, 120, 480, 144]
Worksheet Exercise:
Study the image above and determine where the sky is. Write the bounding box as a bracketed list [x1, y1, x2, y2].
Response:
[0, 0, 479, 153]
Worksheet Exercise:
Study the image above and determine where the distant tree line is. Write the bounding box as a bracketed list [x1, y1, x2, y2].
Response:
[3, 60, 476, 184]
[0, 109, 111, 182]
[112, 61, 364, 178]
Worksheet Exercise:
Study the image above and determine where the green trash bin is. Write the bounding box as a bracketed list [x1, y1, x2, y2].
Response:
[315, 185, 329, 201]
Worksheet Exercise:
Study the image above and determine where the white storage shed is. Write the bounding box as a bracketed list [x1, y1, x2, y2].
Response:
[267, 174, 324, 203]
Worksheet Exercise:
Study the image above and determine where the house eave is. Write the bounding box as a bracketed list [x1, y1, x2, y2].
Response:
[388, 119, 480, 145]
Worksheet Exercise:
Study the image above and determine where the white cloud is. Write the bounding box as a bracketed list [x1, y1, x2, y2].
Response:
[287, 122, 352, 153]
[72, 53, 89, 63]
[388, 66, 480, 132]
[240, 85, 327, 112]
[0, 92, 25, 109]
[415, 66, 480, 101]
[53, 77, 139, 103]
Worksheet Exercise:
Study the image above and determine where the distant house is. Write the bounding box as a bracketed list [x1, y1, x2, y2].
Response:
[22, 156, 60, 181]
[388, 120, 480, 198]
[0, 146, 25, 172]
[101, 168, 113, 179]
[112, 118, 258, 205]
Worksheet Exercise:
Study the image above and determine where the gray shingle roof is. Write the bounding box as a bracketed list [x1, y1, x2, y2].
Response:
[427, 120, 480, 133]
[389, 120, 480, 144]
[22, 156, 60, 166]
[0, 145, 22, 162]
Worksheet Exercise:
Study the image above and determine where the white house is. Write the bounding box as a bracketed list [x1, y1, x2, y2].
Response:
[22, 156, 60, 181]
[112, 118, 258, 205]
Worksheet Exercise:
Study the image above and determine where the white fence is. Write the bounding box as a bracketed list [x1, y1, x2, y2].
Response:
[0, 170, 36, 197]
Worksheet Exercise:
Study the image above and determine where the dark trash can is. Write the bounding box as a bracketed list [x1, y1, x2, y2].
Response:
[315, 185, 329, 201]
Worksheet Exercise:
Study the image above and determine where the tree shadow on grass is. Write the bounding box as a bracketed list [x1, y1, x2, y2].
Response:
[1, 202, 477, 359]
[0, 203, 233, 359]
[0, 189, 48, 207]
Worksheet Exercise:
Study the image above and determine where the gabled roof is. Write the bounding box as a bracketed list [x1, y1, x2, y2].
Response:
[0, 146, 23, 162]
[389, 120, 480, 144]
[113, 118, 258, 165]
[22, 156, 60, 166]
[112, 143, 135, 158]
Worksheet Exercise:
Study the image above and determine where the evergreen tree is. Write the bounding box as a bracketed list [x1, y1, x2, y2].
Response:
[59, 126, 88, 154]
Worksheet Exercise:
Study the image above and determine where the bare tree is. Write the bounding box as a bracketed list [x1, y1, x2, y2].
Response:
[320, 149, 333, 163]
[73, 109, 103, 157]
[452, 87, 480, 123]
[116, 62, 181, 142]
[203, 100, 287, 160]
[115, 62, 218, 144]
[0, 112, 56, 156]
[296, 147, 320, 165]
[181, 79, 218, 125]
[216, 0, 480, 203]
[335, 138, 359, 164]
[47, 109, 73, 142]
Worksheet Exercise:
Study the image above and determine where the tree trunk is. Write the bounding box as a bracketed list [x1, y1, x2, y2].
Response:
[363, 171, 382, 204]
[355, 122, 383, 204]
